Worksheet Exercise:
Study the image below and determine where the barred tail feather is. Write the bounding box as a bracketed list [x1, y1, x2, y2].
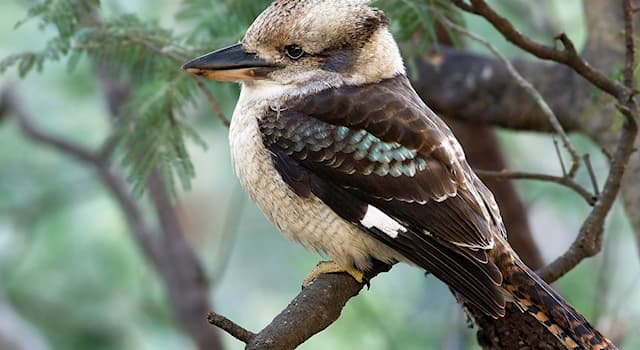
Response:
[492, 237, 617, 350]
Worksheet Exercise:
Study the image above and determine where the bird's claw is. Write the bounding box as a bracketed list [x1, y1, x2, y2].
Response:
[302, 260, 365, 288]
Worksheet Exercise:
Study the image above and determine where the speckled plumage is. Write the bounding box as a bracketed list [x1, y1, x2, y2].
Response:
[184, 0, 618, 348]
[261, 112, 422, 176]
[230, 88, 401, 271]
[256, 75, 507, 316]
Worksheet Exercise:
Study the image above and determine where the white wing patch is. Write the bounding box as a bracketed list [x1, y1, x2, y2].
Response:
[360, 205, 406, 238]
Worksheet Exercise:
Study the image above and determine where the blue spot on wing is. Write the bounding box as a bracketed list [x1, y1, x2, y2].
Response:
[260, 115, 428, 180]
[291, 123, 422, 177]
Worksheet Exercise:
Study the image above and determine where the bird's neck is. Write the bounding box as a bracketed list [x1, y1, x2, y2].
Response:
[239, 79, 332, 109]
[347, 28, 406, 85]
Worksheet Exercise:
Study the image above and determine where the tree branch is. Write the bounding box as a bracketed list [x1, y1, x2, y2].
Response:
[451, 0, 629, 99]
[206, 262, 391, 349]
[245, 263, 391, 350]
[475, 169, 597, 205]
[412, 48, 585, 133]
[1, 89, 99, 165]
[207, 312, 255, 344]
[539, 0, 639, 281]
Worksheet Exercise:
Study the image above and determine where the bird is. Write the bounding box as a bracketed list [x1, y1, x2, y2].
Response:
[182, 1, 617, 349]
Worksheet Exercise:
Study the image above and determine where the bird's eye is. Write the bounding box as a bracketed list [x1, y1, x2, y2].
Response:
[285, 44, 305, 60]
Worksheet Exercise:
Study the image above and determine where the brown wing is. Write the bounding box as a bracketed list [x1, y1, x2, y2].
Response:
[260, 74, 508, 316]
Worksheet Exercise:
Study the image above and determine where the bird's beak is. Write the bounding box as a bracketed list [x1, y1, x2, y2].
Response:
[181, 43, 277, 81]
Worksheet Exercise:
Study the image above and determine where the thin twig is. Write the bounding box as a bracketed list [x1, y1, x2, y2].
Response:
[98, 134, 120, 162]
[476, 169, 597, 205]
[122, 35, 186, 64]
[192, 77, 231, 127]
[583, 154, 600, 196]
[552, 137, 567, 176]
[623, 0, 637, 91]
[434, 11, 582, 178]
[2, 89, 99, 165]
[207, 312, 256, 344]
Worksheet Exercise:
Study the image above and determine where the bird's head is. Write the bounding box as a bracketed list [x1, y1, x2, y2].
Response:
[182, 0, 405, 97]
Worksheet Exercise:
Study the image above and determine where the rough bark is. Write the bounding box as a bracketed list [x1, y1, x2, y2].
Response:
[244, 263, 392, 350]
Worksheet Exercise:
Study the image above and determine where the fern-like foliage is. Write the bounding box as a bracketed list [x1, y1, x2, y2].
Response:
[2, 0, 99, 76]
[2, 1, 204, 196]
[177, 0, 271, 49]
[2, 0, 463, 196]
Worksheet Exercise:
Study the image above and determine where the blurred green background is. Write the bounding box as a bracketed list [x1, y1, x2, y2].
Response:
[0, 1, 638, 349]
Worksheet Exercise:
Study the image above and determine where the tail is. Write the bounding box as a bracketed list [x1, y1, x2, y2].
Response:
[491, 237, 617, 350]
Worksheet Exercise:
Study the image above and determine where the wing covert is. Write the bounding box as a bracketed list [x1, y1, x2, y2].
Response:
[258, 75, 508, 316]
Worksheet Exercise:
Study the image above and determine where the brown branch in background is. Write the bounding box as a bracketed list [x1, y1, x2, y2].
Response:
[538, 0, 638, 282]
[451, 0, 628, 99]
[433, 10, 582, 177]
[146, 169, 221, 350]
[412, 49, 584, 133]
[623, 0, 637, 90]
[447, 0, 638, 283]
[0, 82, 224, 350]
[475, 169, 597, 205]
[99, 73, 224, 349]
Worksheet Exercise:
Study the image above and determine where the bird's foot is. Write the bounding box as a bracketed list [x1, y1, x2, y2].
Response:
[302, 260, 365, 288]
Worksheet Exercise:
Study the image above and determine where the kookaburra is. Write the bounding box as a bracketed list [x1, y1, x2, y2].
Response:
[183, 1, 616, 349]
